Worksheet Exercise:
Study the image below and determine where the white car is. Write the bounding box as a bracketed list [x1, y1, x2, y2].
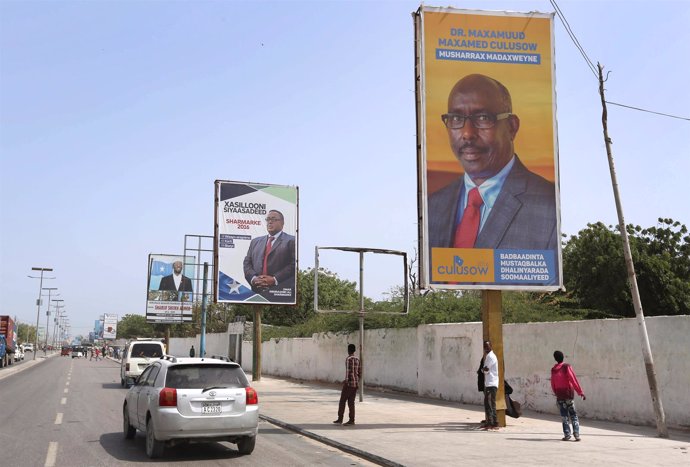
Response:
[14, 347, 24, 362]
[23, 343, 34, 352]
[123, 356, 258, 458]
[120, 339, 166, 387]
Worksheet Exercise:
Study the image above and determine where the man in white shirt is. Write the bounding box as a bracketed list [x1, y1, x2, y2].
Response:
[482, 340, 499, 430]
[159, 260, 193, 292]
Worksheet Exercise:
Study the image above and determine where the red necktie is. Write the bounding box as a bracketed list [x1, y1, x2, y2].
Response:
[262, 236, 274, 275]
[453, 188, 483, 248]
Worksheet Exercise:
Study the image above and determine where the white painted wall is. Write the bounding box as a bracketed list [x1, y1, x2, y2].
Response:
[170, 315, 689, 429]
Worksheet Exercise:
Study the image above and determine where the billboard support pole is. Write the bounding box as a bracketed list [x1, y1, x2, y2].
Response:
[481, 290, 505, 427]
[597, 63, 667, 438]
[252, 308, 262, 381]
[200, 262, 209, 357]
[358, 251, 365, 402]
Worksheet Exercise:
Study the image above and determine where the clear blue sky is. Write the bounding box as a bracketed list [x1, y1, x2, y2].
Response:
[1, 0, 688, 339]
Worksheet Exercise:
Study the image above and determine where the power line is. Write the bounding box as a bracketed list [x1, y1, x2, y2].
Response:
[605, 101, 690, 121]
[550, 0, 688, 122]
[550, 0, 597, 78]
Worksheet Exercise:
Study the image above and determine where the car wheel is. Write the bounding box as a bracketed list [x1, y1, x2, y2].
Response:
[237, 436, 256, 455]
[145, 417, 164, 458]
[123, 406, 136, 439]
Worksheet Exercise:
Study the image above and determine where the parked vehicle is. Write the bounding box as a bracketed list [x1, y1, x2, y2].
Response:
[120, 339, 166, 387]
[0, 316, 16, 368]
[13, 346, 24, 362]
[23, 343, 34, 352]
[61, 346, 71, 356]
[122, 356, 258, 458]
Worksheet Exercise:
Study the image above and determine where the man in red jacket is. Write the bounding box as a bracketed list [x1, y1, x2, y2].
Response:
[551, 350, 586, 441]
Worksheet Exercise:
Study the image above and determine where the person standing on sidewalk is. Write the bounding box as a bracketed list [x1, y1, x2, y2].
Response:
[333, 343, 361, 426]
[189, 345, 195, 357]
[482, 340, 499, 430]
[551, 350, 586, 441]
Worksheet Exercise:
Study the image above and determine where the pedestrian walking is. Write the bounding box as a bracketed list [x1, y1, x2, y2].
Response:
[551, 350, 586, 441]
[189, 345, 195, 357]
[481, 340, 499, 430]
[333, 343, 361, 426]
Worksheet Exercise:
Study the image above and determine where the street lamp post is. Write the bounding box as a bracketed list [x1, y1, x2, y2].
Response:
[42, 288, 58, 353]
[51, 300, 64, 350]
[30, 267, 54, 360]
[54, 309, 66, 348]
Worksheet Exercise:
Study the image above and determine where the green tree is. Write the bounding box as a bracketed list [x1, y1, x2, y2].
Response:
[563, 218, 689, 317]
[117, 314, 160, 339]
[16, 322, 36, 344]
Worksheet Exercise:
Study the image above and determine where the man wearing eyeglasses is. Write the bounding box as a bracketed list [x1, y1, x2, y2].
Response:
[243, 209, 296, 299]
[428, 74, 557, 256]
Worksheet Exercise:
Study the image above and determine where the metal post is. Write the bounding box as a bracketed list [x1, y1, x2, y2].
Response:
[358, 251, 364, 402]
[31, 267, 53, 360]
[253, 308, 262, 381]
[51, 301, 64, 349]
[597, 63, 667, 438]
[49, 298, 63, 351]
[42, 288, 57, 352]
[200, 262, 209, 357]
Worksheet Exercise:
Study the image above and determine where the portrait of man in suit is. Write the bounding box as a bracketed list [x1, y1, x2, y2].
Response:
[428, 73, 558, 253]
[158, 260, 194, 292]
[243, 209, 296, 300]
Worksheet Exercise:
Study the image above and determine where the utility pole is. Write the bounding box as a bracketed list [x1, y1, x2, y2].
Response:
[41, 290, 58, 352]
[52, 300, 65, 349]
[29, 267, 53, 360]
[597, 63, 668, 438]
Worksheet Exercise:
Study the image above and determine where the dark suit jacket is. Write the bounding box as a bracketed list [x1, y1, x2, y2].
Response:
[243, 231, 296, 290]
[428, 156, 557, 250]
[158, 274, 193, 292]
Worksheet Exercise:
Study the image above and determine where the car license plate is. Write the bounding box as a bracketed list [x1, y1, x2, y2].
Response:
[202, 402, 222, 414]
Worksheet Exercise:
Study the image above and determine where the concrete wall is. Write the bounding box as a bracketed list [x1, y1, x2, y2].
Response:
[170, 316, 689, 429]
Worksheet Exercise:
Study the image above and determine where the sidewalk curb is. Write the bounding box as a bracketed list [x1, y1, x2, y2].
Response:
[260, 414, 404, 467]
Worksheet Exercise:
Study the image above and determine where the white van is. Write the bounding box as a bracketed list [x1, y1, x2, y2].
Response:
[120, 339, 166, 387]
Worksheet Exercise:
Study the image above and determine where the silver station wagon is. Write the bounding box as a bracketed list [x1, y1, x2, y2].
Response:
[123, 355, 259, 458]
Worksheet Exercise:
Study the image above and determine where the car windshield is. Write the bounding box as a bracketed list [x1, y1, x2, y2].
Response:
[165, 364, 248, 389]
[131, 343, 162, 358]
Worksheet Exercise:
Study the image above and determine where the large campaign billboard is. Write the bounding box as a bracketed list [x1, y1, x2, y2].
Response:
[214, 181, 298, 305]
[415, 6, 563, 291]
[146, 254, 195, 323]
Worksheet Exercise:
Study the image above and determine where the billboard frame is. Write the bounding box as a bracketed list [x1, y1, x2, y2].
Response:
[414, 5, 563, 292]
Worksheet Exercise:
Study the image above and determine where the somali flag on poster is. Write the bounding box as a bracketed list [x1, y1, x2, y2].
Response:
[151, 260, 173, 277]
[218, 270, 255, 301]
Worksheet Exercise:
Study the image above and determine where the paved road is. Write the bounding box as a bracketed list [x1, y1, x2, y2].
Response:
[0, 354, 376, 466]
[5, 354, 688, 466]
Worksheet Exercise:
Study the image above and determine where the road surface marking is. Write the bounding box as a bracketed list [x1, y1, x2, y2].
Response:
[60, 397, 66, 405]
[55, 413, 63, 425]
[45, 442, 58, 467]
[63, 388, 68, 394]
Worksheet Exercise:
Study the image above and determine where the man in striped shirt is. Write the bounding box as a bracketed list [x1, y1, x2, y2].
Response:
[334, 344, 361, 426]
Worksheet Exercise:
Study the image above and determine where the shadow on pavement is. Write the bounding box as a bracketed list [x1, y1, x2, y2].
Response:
[99, 432, 243, 462]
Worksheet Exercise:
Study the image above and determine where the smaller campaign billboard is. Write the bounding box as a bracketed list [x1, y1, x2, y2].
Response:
[146, 254, 195, 323]
[214, 181, 298, 305]
[102, 314, 118, 340]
